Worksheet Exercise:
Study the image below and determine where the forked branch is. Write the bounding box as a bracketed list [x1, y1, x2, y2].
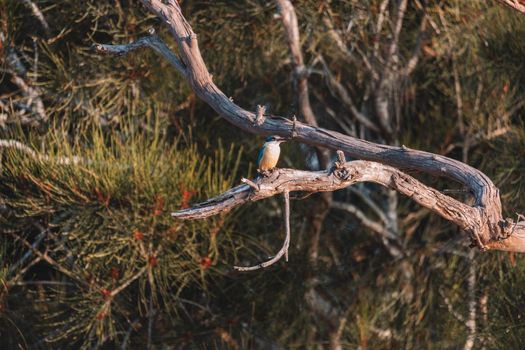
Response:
[95, 0, 525, 253]
[173, 158, 474, 237]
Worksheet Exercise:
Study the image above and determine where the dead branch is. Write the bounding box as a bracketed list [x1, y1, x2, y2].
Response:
[402, 8, 427, 76]
[331, 201, 403, 258]
[7, 224, 48, 278]
[274, 0, 314, 126]
[4, 229, 88, 286]
[0, 139, 83, 165]
[96, 0, 525, 252]
[274, 1, 334, 298]
[233, 190, 291, 271]
[275, 0, 331, 169]
[349, 186, 390, 225]
[92, 33, 187, 77]
[494, 0, 525, 13]
[255, 104, 266, 126]
[21, 0, 51, 37]
[318, 55, 380, 132]
[171, 159, 520, 252]
[388, 0, 409, 66]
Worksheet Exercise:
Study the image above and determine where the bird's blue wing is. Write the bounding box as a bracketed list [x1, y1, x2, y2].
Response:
[256, 145, 265, 168]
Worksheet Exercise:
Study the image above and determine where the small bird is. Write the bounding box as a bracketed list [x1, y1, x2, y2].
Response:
[257, 136, 286, 174]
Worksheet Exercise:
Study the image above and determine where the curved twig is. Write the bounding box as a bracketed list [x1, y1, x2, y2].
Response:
[92, 33, 187, 77]
[233, 190, 291, 271]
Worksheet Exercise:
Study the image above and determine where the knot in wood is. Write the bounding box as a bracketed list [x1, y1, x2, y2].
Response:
[497, 218, 515, 240]
[333, 166, 352, 181]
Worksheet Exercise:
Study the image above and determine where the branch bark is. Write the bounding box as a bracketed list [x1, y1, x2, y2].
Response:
[95, 0, 525, 252]
[171, 159, 523, 252]
[494, 0, 525, 13]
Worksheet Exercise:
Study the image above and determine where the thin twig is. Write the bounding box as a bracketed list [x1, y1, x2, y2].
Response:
[0, 139, 83, 165]
[21, 0, 50, 37]
[2, 38, 48, 124]
[7, 225, 47, 277]
[4, 230, 87, 286]
[349, 186, 389, 225]
[92, 35, 187, 78]
[234, 190, 291, 271]
[318, 55, 380, 132]
[121, 318, 141, 350]
[110, 266, 148, 298]
[241, 177, 259, 191]
[439, 288, 465, 323]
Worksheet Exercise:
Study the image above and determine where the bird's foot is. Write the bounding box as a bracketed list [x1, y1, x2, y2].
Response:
[257, 168, 273, 177]
[258, 167, 279, 177]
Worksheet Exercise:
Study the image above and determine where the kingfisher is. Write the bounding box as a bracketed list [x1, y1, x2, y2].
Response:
[257, 136, 286, 174]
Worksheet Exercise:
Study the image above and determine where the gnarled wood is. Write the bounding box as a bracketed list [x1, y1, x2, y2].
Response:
[172, 160, 481, 238]
[96, 0, 525, 252]
[171, 159, 523, 252]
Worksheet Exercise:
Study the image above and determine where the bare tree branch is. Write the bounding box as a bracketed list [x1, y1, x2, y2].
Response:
[322, 13, 378, 80]
[374, 0, 390, 59]
[171, 159, 523, 252]
[4, 229, 87, 286]
[0, 139, 83, 165]
[318, 55, 380, 132]
[274, 1, 315, 126]
[96, 0, 525, 252]
[21, 0, 51, 37]
[494, 0, 525, 13]
[402, 9, 427, 76]
[273, 9, 337, 325]
[440, 288, 466, 323]
[388, 0, 409, 67]
[274, 0, 331, 169]
[92, 33, 187, 77]
[464, 250, 477, 350]
[274, 4, 340, 344]
[233, 190, 291, 271]
[7, 224, 47, 278]
[331, 201, 403, 258]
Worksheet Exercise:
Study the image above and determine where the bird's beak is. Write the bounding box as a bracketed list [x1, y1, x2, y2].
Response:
[274, 136, 287, 143]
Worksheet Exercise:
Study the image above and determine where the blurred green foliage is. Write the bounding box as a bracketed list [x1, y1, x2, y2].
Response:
[1, 0, 524, 349]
